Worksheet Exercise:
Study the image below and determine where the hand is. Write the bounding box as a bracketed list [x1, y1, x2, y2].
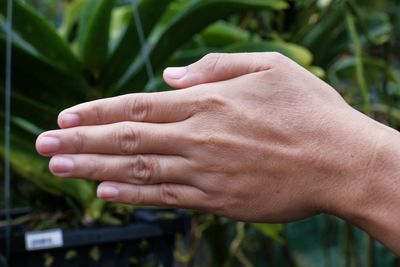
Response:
[35, 53, 395, 226]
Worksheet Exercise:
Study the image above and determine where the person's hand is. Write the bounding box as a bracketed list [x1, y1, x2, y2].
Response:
[35, 53, 397, 226]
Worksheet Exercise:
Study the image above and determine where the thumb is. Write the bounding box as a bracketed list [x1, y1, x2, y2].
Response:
[163, 52, 282, 89]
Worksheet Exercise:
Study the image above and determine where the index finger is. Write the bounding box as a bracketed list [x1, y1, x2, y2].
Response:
[58, 89, 198, 128]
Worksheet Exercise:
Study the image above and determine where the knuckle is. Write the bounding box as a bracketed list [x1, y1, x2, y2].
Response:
[190, 131, 222, 149]
[115, 123, 139, 154]
[194, 94, 227, 113]
[72, 131, 86, 152]
[211, 198, 227, 215]
[127, 156, 153, 184]
[129, 187, 144, 204]
[212, 189, 239, 215]
[85, 157, 103, 179]
[200, 186, 228, 214]
[89, 104, 105, 124]
[201, 53, 222, 64]
[203, 133, 220, 147]
[124, 95, 150, 122]
[159, 184, 179, 206]
[200, 53, 224, 73]
[268, 52, 289, 65]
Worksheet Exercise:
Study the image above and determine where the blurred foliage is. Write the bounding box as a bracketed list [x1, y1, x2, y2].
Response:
[0, 0, 399, 266]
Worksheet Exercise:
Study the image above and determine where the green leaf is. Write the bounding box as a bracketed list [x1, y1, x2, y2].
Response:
[0, 37, 91, 111]
[327, 57, 400, 89]
[78, 0, 116, 73]
[0, 86, 58, 130]
[115, 0, 288, 94]
[59, 0, 86, 40]
[200, 21, 251, 47]
[359, 9, 392, 45]
[100, 0, 173, 92]
[224, 41, 313, 66]
[0, 124, 95, 207]
[346, 10, 370, 115]
[373, 103, 400, 124]
[251, 223, 284, 244]
[109, 5, 132, 47]
[308, 66, 325, 78]
[300, 2, 347, 65]
[0, 0, 83, 74]
[86, 198, 106, 221]
[0, 62, 59, 131]
[10, 149, 95, 208]
[168, 47, 213, 68]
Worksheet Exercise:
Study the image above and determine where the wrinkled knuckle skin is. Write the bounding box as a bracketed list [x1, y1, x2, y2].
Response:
[72, 131, 86, 153]
[124, 96, 150, 122]
[214, 192, 240, 218]
[128, 156, 153, 184]
[201, 188, 229, 216]
[128, 187, 144, 204]
[192, 132, 221, 148]
[212, 201, 228, 216]
[85, 157, 103, 179]
[90, 104, 105, 124]
[160, 184, 179, 206]
[201, 53, 224, 73]
[115, 123, 139, 154]
[195, 94, 226, 113]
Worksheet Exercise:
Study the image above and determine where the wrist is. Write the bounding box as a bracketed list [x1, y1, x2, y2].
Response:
[328, 109, 400, 254]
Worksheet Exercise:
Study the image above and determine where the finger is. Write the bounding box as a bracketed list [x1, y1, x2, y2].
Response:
[36, 122, 185, 156]
[163, 52, 286, 88]
[49, 154, 193, 186]
[97, 182, 208, 210]
[58, 90, 198, 128]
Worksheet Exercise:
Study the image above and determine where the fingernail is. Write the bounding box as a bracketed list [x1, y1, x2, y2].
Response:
[97, 185, 119, 200]
[50, 156, 74, 175]
[59, 113, 80, 128]
[164, 67, 187, 79]
[37, 136, 61, 154]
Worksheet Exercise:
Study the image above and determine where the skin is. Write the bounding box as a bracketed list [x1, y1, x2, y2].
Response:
[36, 53, 400, 255]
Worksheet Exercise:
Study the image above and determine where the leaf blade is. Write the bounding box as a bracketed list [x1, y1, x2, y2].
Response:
[77, 0, 116, 73]
[0, 0, 83, 73]
[100, 0, 173, 91]
[0, 37, 92, 110]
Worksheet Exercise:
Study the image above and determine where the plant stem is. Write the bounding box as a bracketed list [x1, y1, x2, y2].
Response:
[223, 222, 253, 267]
[174, 214, 214, 267]
[345, 9, 371, 115]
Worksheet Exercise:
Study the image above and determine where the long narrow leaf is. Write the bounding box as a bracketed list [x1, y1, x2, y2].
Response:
[0, 37, 92, 110]
[0, 0, 83, 74]
[59, 0, 86, 39]
[301, 2, 346, 65]
[0, 87, 58, 130]
[77, 0, 116, 73]
[346, 11, 370, 114]
[200, 21, 251, 47]
[100, 0, 173, 91]
[0, 119, 95, 207]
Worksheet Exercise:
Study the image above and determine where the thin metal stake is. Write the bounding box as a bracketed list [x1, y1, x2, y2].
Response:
[129, 0, 157, 91]
[4, 0, 13, 264]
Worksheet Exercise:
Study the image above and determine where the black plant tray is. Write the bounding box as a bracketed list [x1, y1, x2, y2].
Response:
[0, 209, 189, 267]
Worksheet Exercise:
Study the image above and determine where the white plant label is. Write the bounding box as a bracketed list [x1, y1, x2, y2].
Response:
[25, 229, 64, 251]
